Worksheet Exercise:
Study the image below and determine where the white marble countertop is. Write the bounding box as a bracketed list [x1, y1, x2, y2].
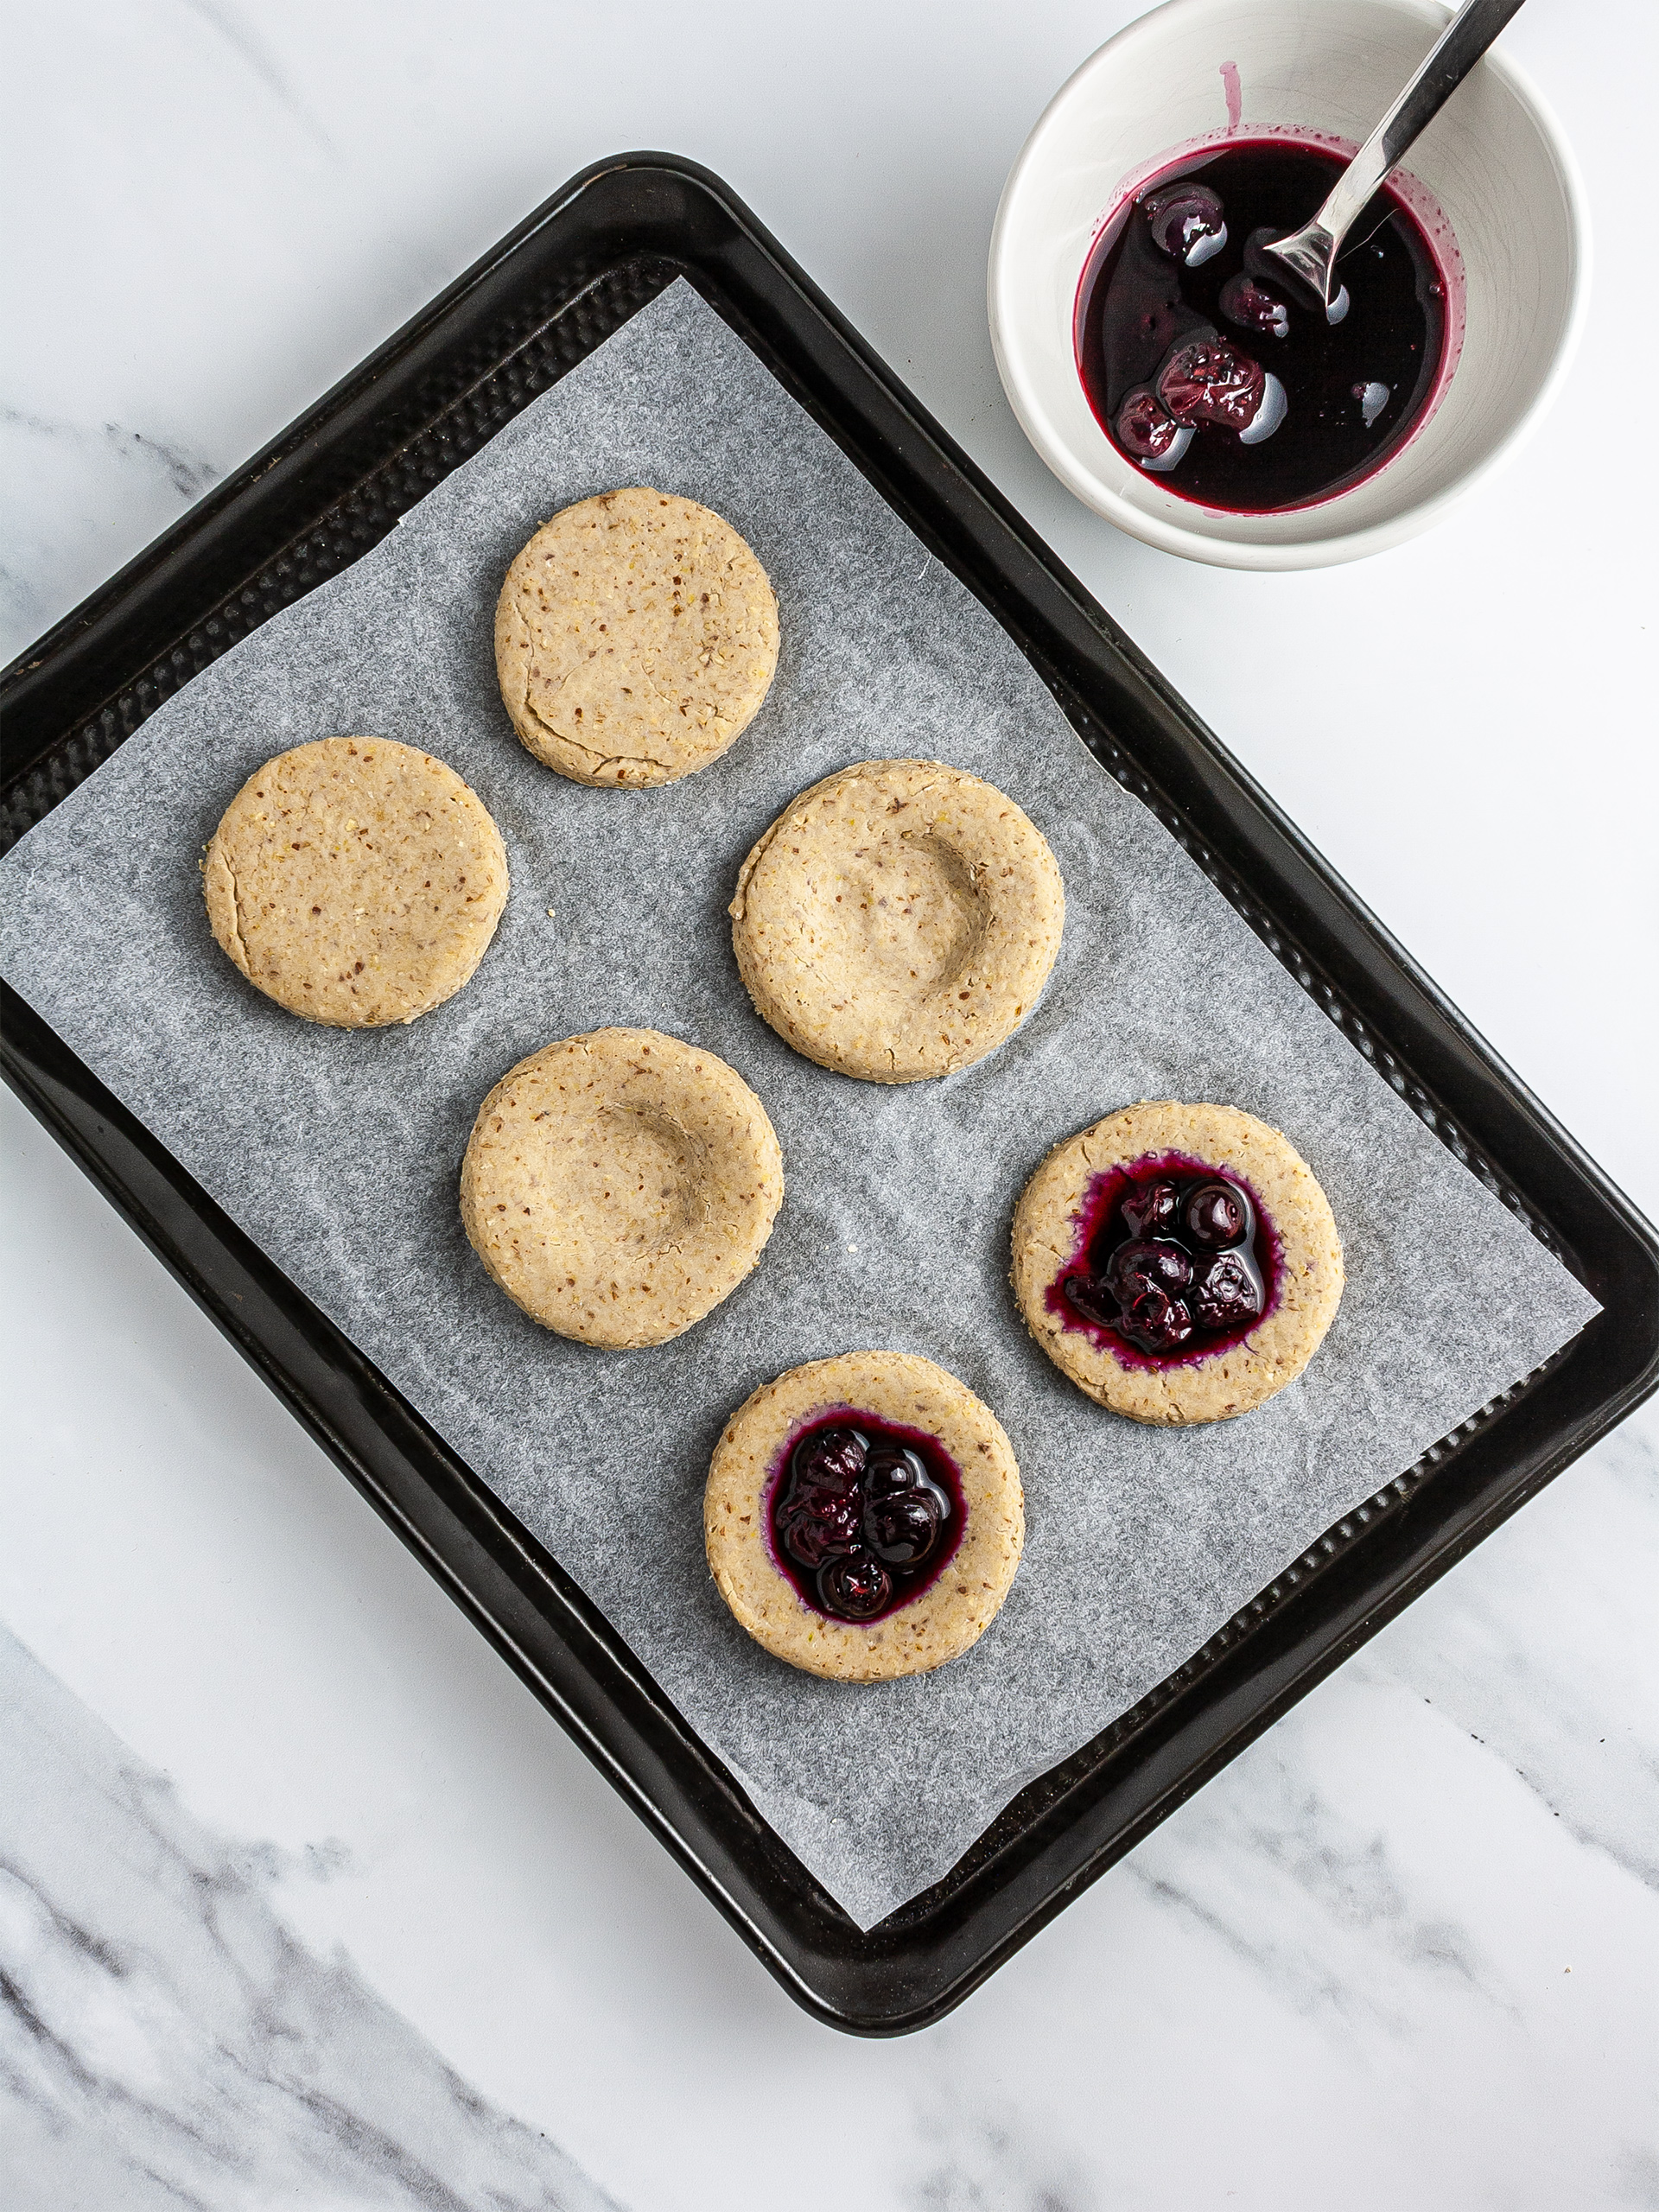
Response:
[3, 3, 1656, 2205]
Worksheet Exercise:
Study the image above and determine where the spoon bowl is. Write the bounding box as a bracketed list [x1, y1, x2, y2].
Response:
[1259, 0, 1529, 308]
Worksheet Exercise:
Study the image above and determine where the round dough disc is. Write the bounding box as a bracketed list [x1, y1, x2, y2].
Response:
[460, 1027, 784, 1350]
[728, 759, 1065, 1083]
[1012, 1102, 1344, 1425]
[493, 487, 779, 787]
[201, 736, 509, 1028]
[704, 1350, 1025, 1682]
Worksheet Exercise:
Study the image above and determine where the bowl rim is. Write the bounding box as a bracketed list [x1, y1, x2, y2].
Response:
[987, 0, 1592, 570]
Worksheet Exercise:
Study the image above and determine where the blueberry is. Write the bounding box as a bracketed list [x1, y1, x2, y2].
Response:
[863, 1444, 927, 1499]
[1155, 335, 1267, 435]
[1190, 1248, 1265, 1330]
[780, 1490, 862, 1569]
[1064, 1272, 1121, 1328]
[864, 1488, 942, 1568]
[818, 1551, 893, 1621]
[791, 1425, 867, 1496]
[1116, 1284, 1194, 1355]
[1143, 182, 1228, 267]
[1106, 1238, 1193, 1298]
[866, 1448, 951, 1536]
[1121, 1179, 1181, 1239]
[1115, 387, 1192, 474]
[913, 1466, 954, 1522]
[1218, 272, 1289, 340]
[1185, 1179, 1252, 1249]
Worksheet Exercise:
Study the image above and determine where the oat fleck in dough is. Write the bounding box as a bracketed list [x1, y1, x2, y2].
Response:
[201, 736, 509, 1027]
[705, 1351, 1025, 1682]
[493, 487, 780, 787]
[459, 1027, 784, 1351]
[729, 759, 1065, 1082]
[1013, 1102, 1344, 1424]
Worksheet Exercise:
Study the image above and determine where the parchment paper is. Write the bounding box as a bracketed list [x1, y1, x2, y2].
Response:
[0, 283, 1598, 1928]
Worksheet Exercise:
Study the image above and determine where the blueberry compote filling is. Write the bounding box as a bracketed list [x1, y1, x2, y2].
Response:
[770, 1414, 964, 1624]
[1075, 140, 1449, 511]
[1052, 1158, 1279, 1365]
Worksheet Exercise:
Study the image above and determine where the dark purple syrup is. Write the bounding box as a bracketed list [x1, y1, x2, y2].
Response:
[1076, 141, 1448, 512]
[768, 1411, 966, 1624]
[1046, 1151, 1281, 1369]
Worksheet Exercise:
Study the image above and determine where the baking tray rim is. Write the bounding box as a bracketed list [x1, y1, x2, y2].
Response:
[3, 150, 1655, 2035]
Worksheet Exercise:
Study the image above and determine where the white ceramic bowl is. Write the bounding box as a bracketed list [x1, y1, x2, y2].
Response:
[988, 0, 1589, 569]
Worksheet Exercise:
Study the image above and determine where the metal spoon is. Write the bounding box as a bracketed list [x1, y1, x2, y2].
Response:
[1260, 0, 1528, 312]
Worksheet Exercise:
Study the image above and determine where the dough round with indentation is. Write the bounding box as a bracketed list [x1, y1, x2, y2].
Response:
[493, 487, 779, 787]
[201, 736, 509, 1027]
[704, 1351, 1025, 1682]
[728, 759, 1065, 1083]
[460, 1028, 784, 1350]
[1012, 1102, 1344, 1425]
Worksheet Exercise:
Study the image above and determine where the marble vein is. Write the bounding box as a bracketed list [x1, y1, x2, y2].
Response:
[0, 408, 224, 645]
[0, 408, 223, 503]
[1126, 1761, 1513, 2038]
[172, 0, 338, 156]
[0, 1624, 625, 2212]
[1370, 1408, 1659, 1900]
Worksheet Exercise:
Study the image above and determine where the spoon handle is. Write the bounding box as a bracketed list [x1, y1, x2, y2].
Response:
[1313, 0, 1529, 250]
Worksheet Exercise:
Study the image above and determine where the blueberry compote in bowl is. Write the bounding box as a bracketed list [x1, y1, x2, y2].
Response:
[988, 0, 1587, 567]
[1076, 142, 1447, 513]
[769, 1413, 965, 1624]
[1049, 1153, 1281, 1370]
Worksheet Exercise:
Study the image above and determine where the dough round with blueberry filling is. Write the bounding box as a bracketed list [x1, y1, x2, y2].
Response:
[201, 736, 508, 1027]
[728, 759, 1065, 1083]
[459, 1027, 783, 1350]
[704, 1350, 1025, 1682]
[1012, 1102, 1344, 1425]
[493, 488, 779, 787]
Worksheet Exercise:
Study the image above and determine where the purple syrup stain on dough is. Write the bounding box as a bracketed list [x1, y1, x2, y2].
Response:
[1046, 1149, 1282, 1370]
[766, 1408, 967, 1624]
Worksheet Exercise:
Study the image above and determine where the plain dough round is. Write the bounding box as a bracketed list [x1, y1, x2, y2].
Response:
[728, 759, 1065, 1083]
[704, 1350, 1025, 1682]
[493, 487, 780, 787]
[459, 1028, 784, 1351]
[1012, 1102, 1344, 1425]
[201, 736, 509, 1027]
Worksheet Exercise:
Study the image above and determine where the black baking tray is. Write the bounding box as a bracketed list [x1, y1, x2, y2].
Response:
[3, 153, 1656, 2035]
